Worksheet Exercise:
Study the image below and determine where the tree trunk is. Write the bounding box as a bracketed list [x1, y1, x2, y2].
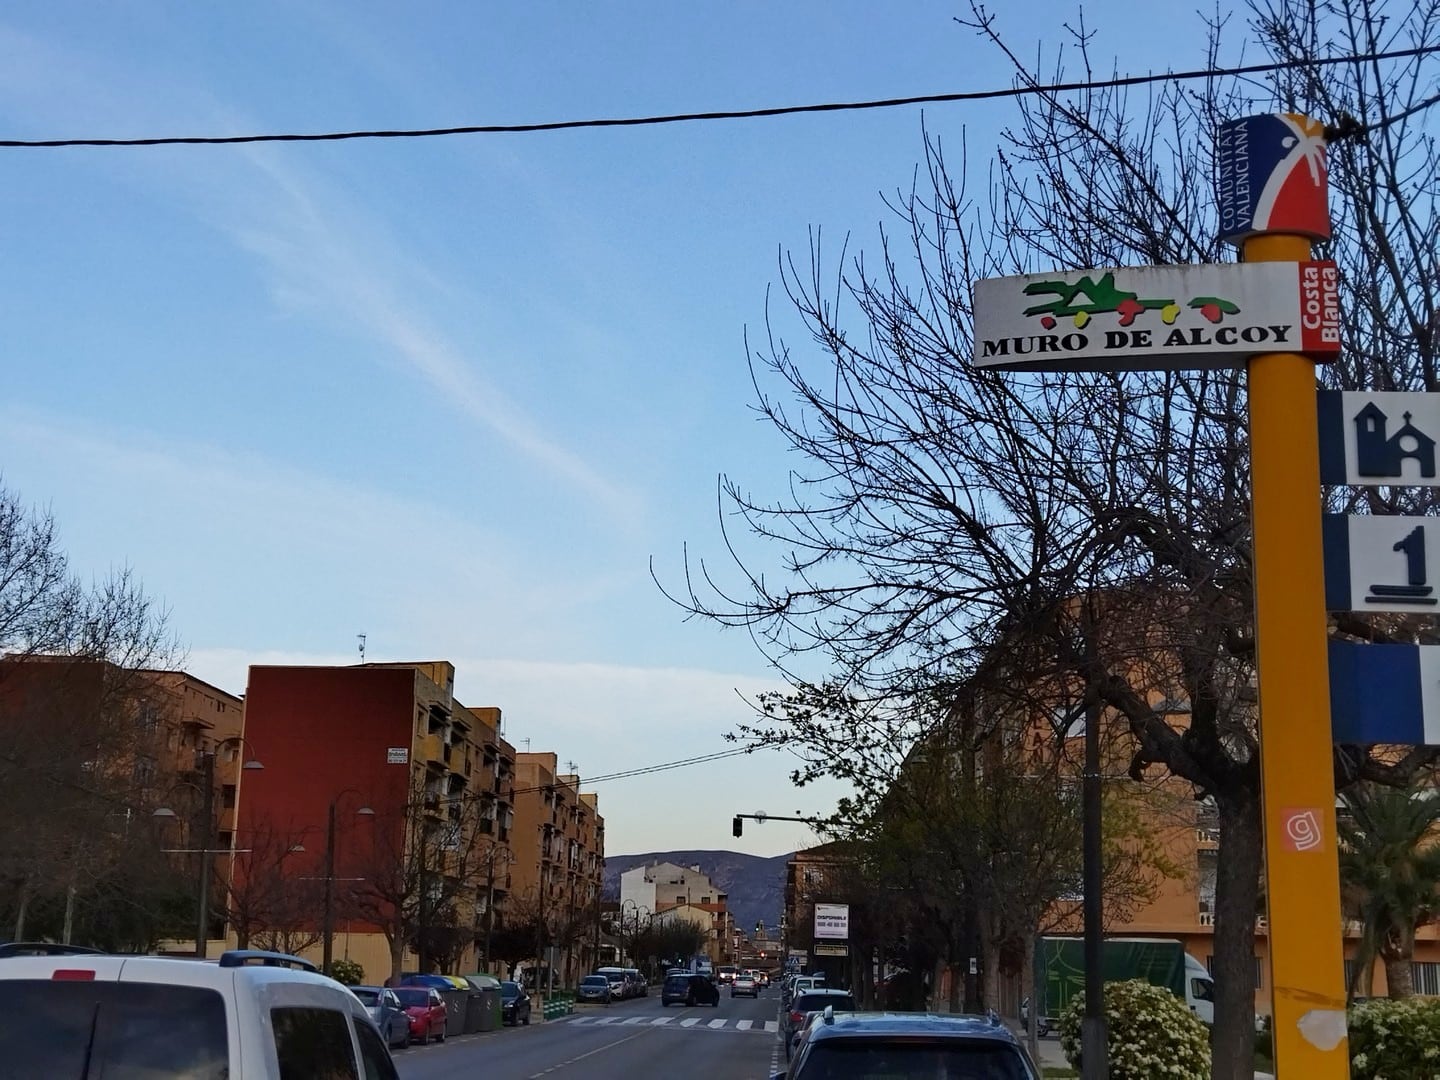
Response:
[387, 932, 404, 987]
[1382, 926, 1417, 998]
[948, 958, 963, 1012]
[1021, 933, 1038, 1061]
[983, 939, 1002, 1014]
[1212, 786, 1262, 1080]
[13, 879, 30, 941]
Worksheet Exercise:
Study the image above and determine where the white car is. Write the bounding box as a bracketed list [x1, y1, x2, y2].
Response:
[0, 943, 400, 1079]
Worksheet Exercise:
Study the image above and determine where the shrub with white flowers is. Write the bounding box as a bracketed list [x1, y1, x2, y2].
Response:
[1057, 978, 1210, 1080]
[1349, 996, 1440, 1079]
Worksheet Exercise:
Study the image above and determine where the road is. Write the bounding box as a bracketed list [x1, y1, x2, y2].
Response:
[396, 984, 784, 1080]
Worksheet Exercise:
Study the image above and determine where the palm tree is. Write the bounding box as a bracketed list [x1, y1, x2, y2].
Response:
[1338, 782, 1440, 999]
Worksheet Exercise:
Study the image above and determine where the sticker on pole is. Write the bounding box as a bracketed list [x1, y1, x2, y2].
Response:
[1281, 808, 1325, 852]
[971, 261, 1339, 371]
[1217, 114, 1330, 245]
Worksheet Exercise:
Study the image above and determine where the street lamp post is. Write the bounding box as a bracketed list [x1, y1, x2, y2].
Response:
[321, 790, 375, 976]
[153, 737, 264, 959]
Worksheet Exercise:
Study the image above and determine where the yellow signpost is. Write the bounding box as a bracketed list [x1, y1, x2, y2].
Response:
[1233, 115, 1349, 1075]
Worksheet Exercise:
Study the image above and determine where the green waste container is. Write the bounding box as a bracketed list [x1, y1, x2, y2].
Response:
[476, 987, 501, 1031]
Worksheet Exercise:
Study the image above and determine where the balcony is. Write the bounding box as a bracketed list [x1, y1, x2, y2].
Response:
[447, 744, 466, 773]
[1195, 827, 1220, 850]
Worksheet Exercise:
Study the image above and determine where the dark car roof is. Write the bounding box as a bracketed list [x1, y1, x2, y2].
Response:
[807, 1012, 1023, 1044]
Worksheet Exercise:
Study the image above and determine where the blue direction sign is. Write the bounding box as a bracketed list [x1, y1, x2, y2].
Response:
[1323, 514, 1440, 611]
[1329, 640, 1440, 745]
[1318, 390, 1440, 486]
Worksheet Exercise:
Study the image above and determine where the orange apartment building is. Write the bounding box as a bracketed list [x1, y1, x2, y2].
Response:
[511, 752, 606, 983]
[0, 655, 246, 948]
[236, 661, 524, 979]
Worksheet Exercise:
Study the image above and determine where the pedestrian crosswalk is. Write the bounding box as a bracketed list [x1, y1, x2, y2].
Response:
[565, 1014, 779, 1033]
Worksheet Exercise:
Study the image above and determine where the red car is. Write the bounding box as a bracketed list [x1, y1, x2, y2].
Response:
[393, 986, 447, 1045]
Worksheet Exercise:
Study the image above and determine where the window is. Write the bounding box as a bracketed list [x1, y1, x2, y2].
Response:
[271, 1007, 359, 1080]
[353, 1019, 399, 1080]
[1413, 961, 1440, 995]
[0, 980, 228, 1078]
[1206, 954, 1264, 989]
[221, 784, 237, 809]
[1190, 977, 1215, 1003]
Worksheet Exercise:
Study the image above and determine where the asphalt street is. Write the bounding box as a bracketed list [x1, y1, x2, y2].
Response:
[395, 984, 783, 1080]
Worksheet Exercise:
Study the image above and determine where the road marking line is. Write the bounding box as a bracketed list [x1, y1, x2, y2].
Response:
[650, 1016, 673, 1025]
[525, 1029, 651, 1078]
[569, 1016, 592, 1025]
[764, 1020, 779, 1032]
[621, 1016, 646, 1025]
[708, 1018, 727, 1029]
[736, 1019, 753, 1031]
[680, 1017, 701, 1027]
[592, 1017, 617, 1025]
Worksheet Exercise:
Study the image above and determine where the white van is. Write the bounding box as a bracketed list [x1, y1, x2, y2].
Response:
[1184, 952, 1216, 1025]
[0, 944, 400, 1079]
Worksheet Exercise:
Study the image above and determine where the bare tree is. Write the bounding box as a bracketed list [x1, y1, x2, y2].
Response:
[666, 4, 1440, 1073]
[350, 776, 493, 983]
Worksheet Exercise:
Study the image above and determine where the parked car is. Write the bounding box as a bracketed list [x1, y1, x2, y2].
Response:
[578, 974, 613, 1004]
[595, 966, 631, 999]
[624, 967, 649, 996]
[393, 985, 448, 1045]
[0, 943, 400, 1079]
[784, 989, 857, 1059]
[660, 972, 720, 1006]
[731, 974, 759, 998]
[351, 985, 412, 1050]
[775, 1011, 1039, 1079]
[501, 980, 532, 1025]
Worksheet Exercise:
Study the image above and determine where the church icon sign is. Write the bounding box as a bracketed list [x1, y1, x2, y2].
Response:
[1353, 403, 1437, 479]
[1318, 390, 1440, 486]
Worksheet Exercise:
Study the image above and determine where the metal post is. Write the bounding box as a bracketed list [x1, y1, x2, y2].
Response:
[1081, 692, 1108, 1080]
[483, 856, 497, 972]
[1246, 223, 1348, 1073]
[196, 751, 215, 959]
[322, 801, 337, 975]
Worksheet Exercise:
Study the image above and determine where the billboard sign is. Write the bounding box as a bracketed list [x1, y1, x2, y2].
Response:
[1216, 114, 1330, 245]
[813, 903, 850, 940]
[971, 261, 1339, 371]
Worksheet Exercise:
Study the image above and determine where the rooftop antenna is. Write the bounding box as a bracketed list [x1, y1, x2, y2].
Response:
[357, 633, 367, 664]
[523, 737, 532, 752]
[566, 760, 578, 775]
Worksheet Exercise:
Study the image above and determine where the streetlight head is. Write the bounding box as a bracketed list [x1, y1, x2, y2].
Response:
[152, 807, 177, 818]
[289, 843, 307, 853]
[242, 759, 265, 771]
[356, 806, 375, 817]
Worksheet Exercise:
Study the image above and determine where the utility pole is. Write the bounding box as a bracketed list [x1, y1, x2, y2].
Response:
[195, 750, 215, 959]
[483, 855, 497, 972]
[1080, 685, 1107, 1080]
[322, 801, 337, 975]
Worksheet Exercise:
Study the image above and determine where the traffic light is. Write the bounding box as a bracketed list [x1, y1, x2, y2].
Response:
[732, 815, 743, 838]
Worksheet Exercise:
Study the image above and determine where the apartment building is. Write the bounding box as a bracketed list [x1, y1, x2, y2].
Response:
[512, 752, 606, 983]
[653, 901, 738, 966]
[236, 661, 519, 981]
[619, 860, 724, 915]
[0, 656, 245, 948]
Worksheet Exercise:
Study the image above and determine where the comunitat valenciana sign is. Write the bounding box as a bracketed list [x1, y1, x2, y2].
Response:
[813, 902, 849, 940]
[971, 261, 1340, 371]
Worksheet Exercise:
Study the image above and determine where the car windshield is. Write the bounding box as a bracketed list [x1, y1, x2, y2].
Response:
[394, 988, 431, 1007]
[664, 975, 689, 989]
[350, 988, 380, 1006]
[0, 980, 229, 1079]
[797, 1039, 1032, 1079]
[582, 976, 609, 986]
[501, 981, 521, 999]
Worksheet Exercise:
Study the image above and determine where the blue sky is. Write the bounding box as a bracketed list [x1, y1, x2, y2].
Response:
[2, 2, 1208, 856]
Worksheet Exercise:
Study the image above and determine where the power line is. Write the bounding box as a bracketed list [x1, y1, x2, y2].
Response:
[4, 44, 1438, 150]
